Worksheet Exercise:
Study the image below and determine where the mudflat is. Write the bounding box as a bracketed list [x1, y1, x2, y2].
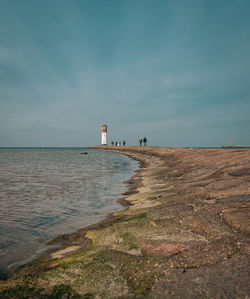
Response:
[0, 146, 249, 298]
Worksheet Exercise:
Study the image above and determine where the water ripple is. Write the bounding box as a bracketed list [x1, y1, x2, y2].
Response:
[0, 148, 138, 268]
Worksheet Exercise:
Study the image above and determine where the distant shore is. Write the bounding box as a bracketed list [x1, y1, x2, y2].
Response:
[221, 145, 250, 148]
[0, 146, 249, 298]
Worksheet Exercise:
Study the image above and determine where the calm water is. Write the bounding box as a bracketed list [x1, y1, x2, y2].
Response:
[0, 148, 138, 272]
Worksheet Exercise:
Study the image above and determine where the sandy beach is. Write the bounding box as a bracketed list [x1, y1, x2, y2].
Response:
[0, 146, 249, 298]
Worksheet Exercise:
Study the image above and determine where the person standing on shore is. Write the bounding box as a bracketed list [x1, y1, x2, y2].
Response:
[123, 140, 126, 146]
[139, 137, 142, 146]
[143, 137, 147, 146]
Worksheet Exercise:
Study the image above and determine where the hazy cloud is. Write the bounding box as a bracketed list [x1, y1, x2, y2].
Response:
[0, 0, 249, 147]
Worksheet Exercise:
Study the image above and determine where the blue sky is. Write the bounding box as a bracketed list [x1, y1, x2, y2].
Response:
[0, 0, 249, 147]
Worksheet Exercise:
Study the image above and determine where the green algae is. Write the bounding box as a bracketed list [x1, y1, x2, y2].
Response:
[1, 146, 249, 298]
[0, 209, 162, 297]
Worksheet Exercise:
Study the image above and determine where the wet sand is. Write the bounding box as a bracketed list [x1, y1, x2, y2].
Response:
[0, 146, 249, 298]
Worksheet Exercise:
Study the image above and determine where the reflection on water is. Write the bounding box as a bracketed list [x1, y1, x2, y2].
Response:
[0, 148, 138, 270]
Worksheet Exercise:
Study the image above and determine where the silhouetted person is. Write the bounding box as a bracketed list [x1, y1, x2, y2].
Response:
[143, 137, 147, 146]
[111, 141, 114, 146]
[123, 140, 126, 146]
[139, 137, 142, 146]
[115, 141, 118, 146]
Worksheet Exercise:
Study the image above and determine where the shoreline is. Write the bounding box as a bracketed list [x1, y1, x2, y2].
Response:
[1, 149, 139, 279]
[1, 146, 249, 298]
[0, 148, 138, 280]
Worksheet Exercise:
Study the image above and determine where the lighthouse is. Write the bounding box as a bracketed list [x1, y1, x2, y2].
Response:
[101, 125, 108, 145]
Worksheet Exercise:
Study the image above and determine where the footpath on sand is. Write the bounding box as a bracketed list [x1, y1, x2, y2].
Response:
[0, 146, 249, 298]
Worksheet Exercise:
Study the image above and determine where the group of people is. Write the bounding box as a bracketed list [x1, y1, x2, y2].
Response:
[139, 137, 147, 146]
[111, 141, 126, 146]
[110, 137, 148, 147]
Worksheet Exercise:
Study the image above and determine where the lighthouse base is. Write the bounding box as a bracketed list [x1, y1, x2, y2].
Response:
[101, 133, 107, 145]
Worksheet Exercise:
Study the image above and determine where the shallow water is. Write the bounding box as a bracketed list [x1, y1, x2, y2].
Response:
[0, 148, 138, 271]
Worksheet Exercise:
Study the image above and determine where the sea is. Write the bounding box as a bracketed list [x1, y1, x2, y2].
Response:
[0, 148, 138, 276]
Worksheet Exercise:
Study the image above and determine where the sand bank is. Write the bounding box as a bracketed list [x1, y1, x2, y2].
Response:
[0, 146, 249, 298]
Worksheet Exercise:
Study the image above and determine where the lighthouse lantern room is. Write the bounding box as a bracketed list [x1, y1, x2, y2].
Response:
[101, 125, 108, 145]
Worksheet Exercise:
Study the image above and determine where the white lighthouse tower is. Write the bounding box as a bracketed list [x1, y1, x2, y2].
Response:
[101, 124, 108, 145]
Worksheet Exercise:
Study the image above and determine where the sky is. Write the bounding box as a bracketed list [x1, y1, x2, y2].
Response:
[0, 0, 249, 147]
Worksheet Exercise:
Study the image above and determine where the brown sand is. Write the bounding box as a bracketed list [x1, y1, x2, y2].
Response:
[0, 146, 249, 298]
[92, 146, 250, 297]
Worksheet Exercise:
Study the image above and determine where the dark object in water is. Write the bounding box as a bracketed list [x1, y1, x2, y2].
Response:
[81, 152, 88, 155]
